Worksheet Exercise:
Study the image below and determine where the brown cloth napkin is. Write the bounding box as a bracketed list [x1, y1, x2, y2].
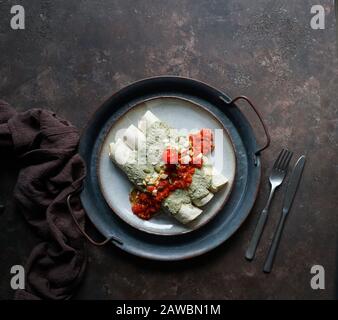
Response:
[0, 100, 87, 300]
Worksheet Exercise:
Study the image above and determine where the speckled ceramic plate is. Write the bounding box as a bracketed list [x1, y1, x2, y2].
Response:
[97, 97, 236, 236]
[79, 76, 269, 261]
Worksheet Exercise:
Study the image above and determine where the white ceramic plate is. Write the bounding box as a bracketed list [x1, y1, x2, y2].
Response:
[97, 96, 236, 235]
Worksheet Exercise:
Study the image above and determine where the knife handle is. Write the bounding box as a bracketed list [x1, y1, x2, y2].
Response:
[263, 213, 287, 273]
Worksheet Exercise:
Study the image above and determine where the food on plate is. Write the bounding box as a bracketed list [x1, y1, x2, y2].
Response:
[138, 110, 160, 133]
[109, 111, 228, 224]
[162, 190, 202, 224]
[123, 124, 146, 150]
[204, 166, 228, 192]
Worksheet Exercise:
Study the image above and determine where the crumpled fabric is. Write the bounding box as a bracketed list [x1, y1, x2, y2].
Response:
[0, 100, 87, 300]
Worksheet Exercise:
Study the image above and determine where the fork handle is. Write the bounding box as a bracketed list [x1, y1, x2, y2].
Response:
[245, 208, 269, 260]
[263, 213, 287, 273]
[245, 186, 276, 261]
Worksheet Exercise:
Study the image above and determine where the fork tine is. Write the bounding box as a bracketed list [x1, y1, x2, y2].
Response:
[273, 149, 286, 169]
[280, 151, 293, 171]
[278, 150, 290, 170]
[276, 149, 288, 169]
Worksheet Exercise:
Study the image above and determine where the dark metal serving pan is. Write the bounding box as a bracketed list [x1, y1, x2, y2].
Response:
[75, 76, 270, 261]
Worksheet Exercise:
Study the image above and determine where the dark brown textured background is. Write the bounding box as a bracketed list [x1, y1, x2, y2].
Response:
[0, 0, 337, 299]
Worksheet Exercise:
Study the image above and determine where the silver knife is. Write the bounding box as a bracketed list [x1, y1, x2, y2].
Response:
[263, 155, 306, 273]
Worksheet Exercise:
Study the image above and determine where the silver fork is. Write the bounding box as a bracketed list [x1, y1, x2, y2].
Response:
[245, 149, 293, 261]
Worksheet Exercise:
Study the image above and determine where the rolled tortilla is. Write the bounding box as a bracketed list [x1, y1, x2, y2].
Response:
[123, 124, 146, 150]
[109, 139, 155, 189]
[192, 192, 214, 207]
[203, 165, 228, 192]
[210, 172, 228, 192]
[175, 204, 203, 224]
[138, 110, 160, 133]
[163, 189, 203, 223]
[146, 120, 173, 165]
[109, 138, 134, 166]
[188, 168, 212, 204]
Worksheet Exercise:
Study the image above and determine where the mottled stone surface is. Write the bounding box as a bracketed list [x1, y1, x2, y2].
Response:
[0, 0, 337, 299]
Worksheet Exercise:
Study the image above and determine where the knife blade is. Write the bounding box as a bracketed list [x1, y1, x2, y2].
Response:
[282, 155, 306, 216]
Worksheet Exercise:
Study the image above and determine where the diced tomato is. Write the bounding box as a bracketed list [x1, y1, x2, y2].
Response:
[147, 185, 155, 192]
[201, 128, 212, 140]
[189, 129, 214, 156]
[162, 147, 178, 164]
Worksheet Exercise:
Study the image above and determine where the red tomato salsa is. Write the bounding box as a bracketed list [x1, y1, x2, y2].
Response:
[131, 129, 214, 220]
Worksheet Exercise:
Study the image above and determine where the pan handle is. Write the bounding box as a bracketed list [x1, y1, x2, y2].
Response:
[67, 190, 123, 246]
[229, 96, 271, 165]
